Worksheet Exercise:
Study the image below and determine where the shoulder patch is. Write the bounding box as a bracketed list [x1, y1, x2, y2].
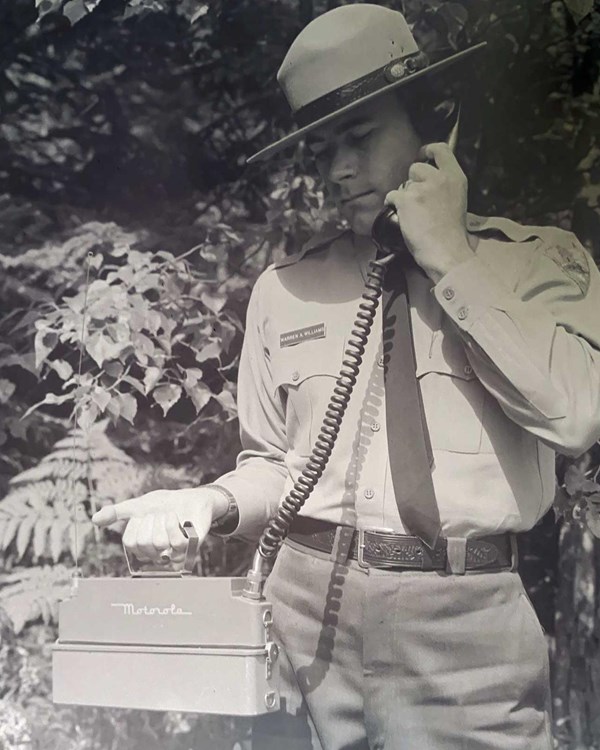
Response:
[543, 237, 590, 295]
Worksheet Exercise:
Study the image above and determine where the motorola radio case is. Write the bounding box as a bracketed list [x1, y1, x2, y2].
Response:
[53, 531, 280, 715]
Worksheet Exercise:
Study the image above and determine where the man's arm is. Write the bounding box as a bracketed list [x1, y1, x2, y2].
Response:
[211, 271, 290, 539]
[433, 232, 600, 456]
[385, 140, 600, 457]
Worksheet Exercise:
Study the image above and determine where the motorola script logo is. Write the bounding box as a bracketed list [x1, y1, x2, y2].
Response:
[111, 602, 192, 616]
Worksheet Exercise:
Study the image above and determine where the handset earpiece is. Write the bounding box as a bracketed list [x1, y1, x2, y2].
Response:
[371, 103, 461, 253]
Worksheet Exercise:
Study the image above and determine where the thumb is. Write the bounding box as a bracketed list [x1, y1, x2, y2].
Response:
[92, 496, 145, 527]
[184, 509, 213, 544]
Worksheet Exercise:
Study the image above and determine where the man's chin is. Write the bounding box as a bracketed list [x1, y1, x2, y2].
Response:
[348, 212, 378, 237]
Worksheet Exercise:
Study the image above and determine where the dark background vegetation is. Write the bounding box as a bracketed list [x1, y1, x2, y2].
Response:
[0, 0, 599, 747]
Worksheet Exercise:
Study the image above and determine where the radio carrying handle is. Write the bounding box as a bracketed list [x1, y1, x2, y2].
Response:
[125, 521, 200, 577]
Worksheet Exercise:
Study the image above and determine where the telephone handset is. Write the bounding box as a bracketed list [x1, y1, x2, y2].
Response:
[371, 105, 461, 253]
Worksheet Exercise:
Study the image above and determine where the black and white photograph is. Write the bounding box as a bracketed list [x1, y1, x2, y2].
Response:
[0, 0, 599, 748]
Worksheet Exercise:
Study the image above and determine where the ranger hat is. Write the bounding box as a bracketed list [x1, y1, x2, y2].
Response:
[247, 3, 485, 164]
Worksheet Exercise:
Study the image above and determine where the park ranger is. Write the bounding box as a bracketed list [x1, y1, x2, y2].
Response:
[93, 4, 600, 749]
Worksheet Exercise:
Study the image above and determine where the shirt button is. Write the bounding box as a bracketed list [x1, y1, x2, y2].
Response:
[363, 488, 375, 499]
[377, 354, 385, 368]
[442, 287, 455, 301]
[457, 306, 469, 321]
[370, 421, 381, 432]
[291, 371, 300, 382]
[464, 365, 473, 376]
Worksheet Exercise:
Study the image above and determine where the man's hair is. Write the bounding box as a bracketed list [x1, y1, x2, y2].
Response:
[400, 81, 459, 144]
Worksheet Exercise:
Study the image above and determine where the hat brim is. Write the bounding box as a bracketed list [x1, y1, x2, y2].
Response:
[247, 41, 486, 165]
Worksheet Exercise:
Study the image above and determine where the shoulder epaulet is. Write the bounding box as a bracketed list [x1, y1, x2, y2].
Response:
[467, 213, 591, 295]
[466, 213, 554, 243]
[272, 225, 349, 269]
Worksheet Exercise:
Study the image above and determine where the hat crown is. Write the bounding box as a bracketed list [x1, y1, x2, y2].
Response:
[278, 4, 419, 112]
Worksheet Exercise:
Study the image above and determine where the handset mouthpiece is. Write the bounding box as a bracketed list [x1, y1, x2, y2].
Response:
[371, 204, 404, 251]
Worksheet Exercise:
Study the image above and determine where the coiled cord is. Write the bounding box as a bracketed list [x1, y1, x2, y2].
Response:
[254, 251, 395, 565]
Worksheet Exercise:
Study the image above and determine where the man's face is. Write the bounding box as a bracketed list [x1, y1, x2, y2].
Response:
[306, 93, 422, 236]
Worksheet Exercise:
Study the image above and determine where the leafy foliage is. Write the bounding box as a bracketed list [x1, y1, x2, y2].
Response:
[30, 225, 245, 430]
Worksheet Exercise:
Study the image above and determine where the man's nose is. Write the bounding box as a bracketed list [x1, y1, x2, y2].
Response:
[327, 144, 358, 183]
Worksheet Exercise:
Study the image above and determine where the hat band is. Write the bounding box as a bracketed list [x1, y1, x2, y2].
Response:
[293, 51, 429, 129]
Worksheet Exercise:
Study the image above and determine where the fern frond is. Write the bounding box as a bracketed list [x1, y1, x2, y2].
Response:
[0, 565, 72, 633]
[11, 460, 87, 484]
[0, 421, 146, 562]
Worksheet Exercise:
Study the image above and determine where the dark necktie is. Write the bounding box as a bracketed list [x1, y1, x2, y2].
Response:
[382, 255, 441, 549]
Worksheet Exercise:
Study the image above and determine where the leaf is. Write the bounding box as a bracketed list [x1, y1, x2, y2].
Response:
[0, 378, 16, 404]
[104, 361, 124, 378]
[196, 340, 221, 362]
[37, 594, 52, 624]
[116, 393, 137, 424]
[201, 290, 227, 313]
[91, 387, 111, 412]
[216, 319, 237, 353]
[2, 517, 19, 551]
[36, 0, 64, 19]
[152, 384, 182, 416]
[16, 514, 37, 560]
[214, 389, 237, 417]
[76, 402, 99, 431]
[564, 0, 594, 23]
[143, 366, 162, 394]
[0, 565, 72, 632]
[183, 368, 204, 387]
[50, 518, 69, 562]
[121, 374, 145, 394]
[86, 332, 127, 367]
[34, 328, 58, 369]
[33, 517, 52, 560]
[183, 380, 212, 414]
[50, 359, 74, 380]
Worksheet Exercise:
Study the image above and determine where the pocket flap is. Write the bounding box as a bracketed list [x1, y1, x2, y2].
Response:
[416, 331, 476, 381]
[271, 337, 345, 393]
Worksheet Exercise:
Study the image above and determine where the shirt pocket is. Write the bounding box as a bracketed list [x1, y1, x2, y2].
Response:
[271, 337, 345, 457]
[416, 332, 484, 454]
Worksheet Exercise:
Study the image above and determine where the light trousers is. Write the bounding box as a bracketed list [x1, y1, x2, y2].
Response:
[252, 540, 553, 750]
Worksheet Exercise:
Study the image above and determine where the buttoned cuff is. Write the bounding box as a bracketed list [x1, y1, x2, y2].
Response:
[433, 256, 513, 331]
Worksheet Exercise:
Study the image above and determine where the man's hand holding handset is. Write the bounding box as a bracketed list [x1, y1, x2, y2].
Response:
[385, 141, 475, 283]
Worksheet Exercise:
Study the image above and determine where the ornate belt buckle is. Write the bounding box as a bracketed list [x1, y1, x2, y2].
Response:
[357, 527, 398, 570]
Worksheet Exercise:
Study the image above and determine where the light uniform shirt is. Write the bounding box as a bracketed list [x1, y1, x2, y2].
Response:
[217, 214, 600, 540]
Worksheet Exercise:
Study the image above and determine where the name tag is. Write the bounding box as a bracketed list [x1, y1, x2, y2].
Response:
[280, 323, 326, 348]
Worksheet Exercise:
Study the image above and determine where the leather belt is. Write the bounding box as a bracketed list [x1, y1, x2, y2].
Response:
[287, 518, 517, 572]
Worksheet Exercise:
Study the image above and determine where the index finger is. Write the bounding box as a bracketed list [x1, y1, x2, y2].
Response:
[92, 497, 145, 527]
[419, 142, 459, 171]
